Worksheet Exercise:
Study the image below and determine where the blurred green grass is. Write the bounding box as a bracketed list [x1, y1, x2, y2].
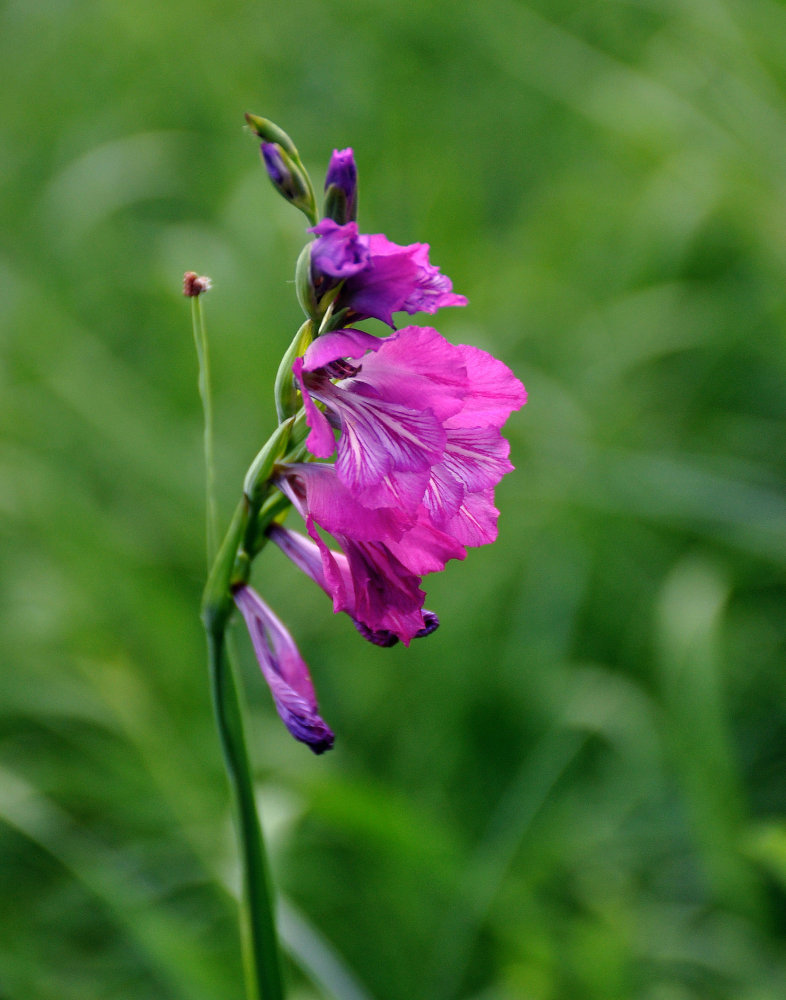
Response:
[2, 0, 786, 997]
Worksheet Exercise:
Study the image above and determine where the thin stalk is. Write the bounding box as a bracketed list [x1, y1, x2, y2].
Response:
[191, 294, 219, 564]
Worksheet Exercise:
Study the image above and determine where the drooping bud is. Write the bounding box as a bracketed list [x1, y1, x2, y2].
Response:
[245, 113, 317, 224]
[233, 585, 334, 754]
[260, 143, 316, 222]
[323, 148, 358, 224]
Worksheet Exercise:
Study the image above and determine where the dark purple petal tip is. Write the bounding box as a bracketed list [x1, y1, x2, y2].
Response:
[281, 708, 335, 754]
[352, 618, 400, 647]
[415, 609, 440, 638]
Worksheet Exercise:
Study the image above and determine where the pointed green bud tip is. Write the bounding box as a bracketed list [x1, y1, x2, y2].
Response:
[244, 113, 298, 156]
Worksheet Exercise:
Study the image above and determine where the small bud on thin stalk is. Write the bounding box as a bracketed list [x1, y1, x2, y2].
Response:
[183, 271, 212, 297]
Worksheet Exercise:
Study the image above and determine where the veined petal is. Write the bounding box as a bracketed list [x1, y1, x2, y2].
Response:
[233, 586, 334, 754]
[393, 241, 469, 315]
[422, 426, 513, 529]
[340, 537, 429, 645]
[342, 236, 467, 326]
[439, 425, 514, 494]
[349, 326, 469, 422]
[309, 382, 446, 493]
[422, 463, 465, 526]
[441, 488, 501, 548]
[383, 507, 466, 576]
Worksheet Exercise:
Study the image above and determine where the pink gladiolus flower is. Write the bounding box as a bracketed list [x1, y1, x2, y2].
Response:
[233, 585, 334, 753]
[309, 219, 468, 326]
[293, 325, 526, 546]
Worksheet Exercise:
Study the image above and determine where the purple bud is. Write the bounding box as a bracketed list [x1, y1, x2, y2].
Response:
[261, 143, 298, 199]
[324, 148, 358, 224]
[260, 143, 316, 220]
[234, 585, 334, 754]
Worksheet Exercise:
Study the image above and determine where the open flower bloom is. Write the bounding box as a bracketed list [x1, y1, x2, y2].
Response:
[275, 463, 464, 645]
[293, 326, 526, 547]
[233, 584, 334, 753]
[309, 219, 468, 326]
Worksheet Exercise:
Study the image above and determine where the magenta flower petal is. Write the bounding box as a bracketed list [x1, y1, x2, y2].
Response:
[268, 523, 441, 648]
[446, 342, 528, 429]
[440, 488, 501, 548]
[421, 425, 514, 531]
[347, 326, 469, 422]
[342, 234, 467, 326]
[233, 585, 334, 754]
[327, 387, 446, 494]
[277, 462, 410, 541]
[302, 328, 382, 370]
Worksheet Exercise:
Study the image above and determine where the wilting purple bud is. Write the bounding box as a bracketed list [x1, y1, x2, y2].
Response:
[233, 585, 334, 754]
[324, 148, 358, 224]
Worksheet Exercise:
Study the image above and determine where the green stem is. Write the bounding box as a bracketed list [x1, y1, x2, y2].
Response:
[206, 621, 285, 1000]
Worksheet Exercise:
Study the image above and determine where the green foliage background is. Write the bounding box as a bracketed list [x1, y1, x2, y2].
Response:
[2, 0, 786, 997]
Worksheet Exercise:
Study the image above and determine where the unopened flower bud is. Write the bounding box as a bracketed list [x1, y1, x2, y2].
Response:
[260, 143, 315, 219]
[323, 148, 358, 224]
